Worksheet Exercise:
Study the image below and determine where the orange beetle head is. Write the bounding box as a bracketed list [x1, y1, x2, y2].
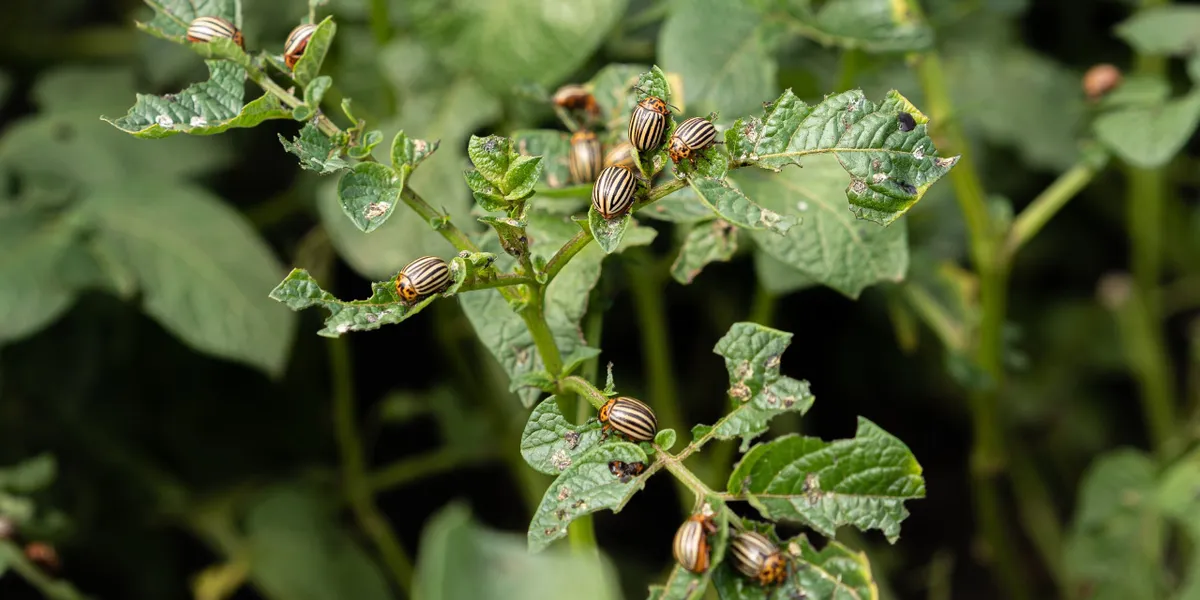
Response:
[396, 276, 420, 303]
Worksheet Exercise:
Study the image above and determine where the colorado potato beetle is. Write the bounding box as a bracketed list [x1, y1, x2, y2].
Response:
[598, 396, 657, 442]
[569, 130, 603, 184]
[668, 117, 719, 164]
[552, 84, 599, 117]
[396, 256, 451, 304]
[603, 142, 636, 169]
[591, 165, 638, 220]
[608, 460, 647, 483]
[628, 95, 671, 152]
[284, 23, 319, 69]
[673, 513, 719, 573]
[730, 531, 788, 586]
[186, 16, 244, 49]
[24, 542, 60, 573]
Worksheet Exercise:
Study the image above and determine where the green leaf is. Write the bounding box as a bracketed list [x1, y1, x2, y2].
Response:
[279, 122, 349, 174]
[707, 322, 815, 449]
[730, 89, 959, 224]
[290, 16, 335, 87]
[304, 76, 332, 108]
[466, 135, 544, 201]
[337, 162, 406, 233]
[478, 216, 529, 258]
[521, 396, 604, 476]
[468, 135, 517, 184]
[635, 65, 673, 104]
[711, 529, 878, 600]
[671, 219, 738, 285]
[655, 429, 677, 450]
[1157, 449, 1200, 599]
[648, 497, 728, 600]
[737, 154, 909, 298]
[588, 207, 633, 255]
[270, 267, 449, 337]
[1094, 89, 1200, 169]
[688, 177, 796, 234]
[0, 454, 57, 493]
[347, 130, 384, 160]
[391, 130, 439, 173]
[465, 170, 509, 212]
[0, 212, 83, 345]
[781, 0, 933, 52]
[244, 485, 391, 600]
[659, 0, 778, 117]
[728, 418, 925, 543]
[513, 129, 573, 189]
[103, 61, 290, 139]
[414, 503, 622, 600]
[437, 0, 628, 92]
[527, 442, 649, 552]
[1064, 449, 1163, 600]
[76, 182, 296, 376]
[1115, 5, 1200, 56]
[639, 186, 717, 223]
[753, 250, 816, 295]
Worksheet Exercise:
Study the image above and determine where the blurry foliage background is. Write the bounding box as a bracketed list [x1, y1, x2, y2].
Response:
[0, 0, 1199, 599]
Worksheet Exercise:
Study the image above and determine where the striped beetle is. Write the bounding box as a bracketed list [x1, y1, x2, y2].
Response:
[668, 117, 719, 165]
[553, 84, 599, 117]
[603, 141, 636, 169]
[598, 396, 657, 442]
[591, 165, 638, 220]
[607, 460, 647, 483]
[569, 130, 603, 184]
[186, 17, 244, 49]
[284, 23, 319, 69]
[396, 256, 451, 304]
[627, 95, 671, 152]
[730, 531, 788, 586]
[673, 513, 719, 573]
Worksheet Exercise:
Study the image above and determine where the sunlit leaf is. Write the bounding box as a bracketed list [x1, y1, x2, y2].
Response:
[269, 268, 440, 337]
[337, 162, 405, 233]
[589, 207, 632, 255]
[728, 418, 925, 543]
[737, 154, 909, 298]
[780, 0, 932, 52]
[104, 61, 289, 139]
[279, 122, 349, 174]
[527, 442, 649, 552]
[521, 395, 604, 475]
[728, 89, 959, 224]
[688, 177, 796, 234]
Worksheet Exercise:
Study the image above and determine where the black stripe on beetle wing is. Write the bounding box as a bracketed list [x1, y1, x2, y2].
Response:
[402, 257, 450, 295]
[592, 167, 637, 219]
[608, 397, 657, 440]
[188, 17, 237, 41]
[628, 106, 668, 151]
[673, 520, 704, 571]
[570, 138, 602, 183]
[730, 532, 776, 578]
[673, 118, 717, 150]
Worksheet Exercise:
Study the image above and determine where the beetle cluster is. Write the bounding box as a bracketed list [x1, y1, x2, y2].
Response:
[671, 511, 792, 587]
[184, 16, 317, 71]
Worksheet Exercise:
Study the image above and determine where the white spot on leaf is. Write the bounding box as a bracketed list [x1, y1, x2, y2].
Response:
[155, 115, 174, 127]
[912, 147, 925, 160]
[796, 201, 808, 212]
[189, 116, 208, 127]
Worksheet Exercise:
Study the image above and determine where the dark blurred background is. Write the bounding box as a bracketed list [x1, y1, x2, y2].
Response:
[1, 0, 1199, 599]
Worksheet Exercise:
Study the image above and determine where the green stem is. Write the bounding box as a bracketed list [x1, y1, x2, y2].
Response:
[544, 230, 595, 283]
[398, 188, 481, 254]
[567, 299, 606, 554]
[903, 283, 967, 351]
[915, 40, 1028, 600]
[747, 283, 778, 327]
[328, 338, 413, 594]
[1004, 151, 1109, 260]
[368, 0, 392, 43]
[0, 541, 89, 600]
[1114, 281, 1177, 455]
[369, 447, 494, 492]
[626, 255, 683, 436]
[836, 48, 864, 92]
[521, 296, 565, 377]
[561, 376, 610, 410]
[457, 273, 536, 293]
[1008, 447, 1068, 596]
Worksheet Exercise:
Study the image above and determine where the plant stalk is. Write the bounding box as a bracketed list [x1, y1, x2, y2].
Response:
[328, 337, 414, 594]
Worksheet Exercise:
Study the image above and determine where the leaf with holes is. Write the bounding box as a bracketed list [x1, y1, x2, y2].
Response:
[104, 61, 289, 139]
[527, 442, 650, 552]
[736, 154, 908, 298]
[711, 527, 877, 600]
[520, 396, 604, 476]
[728, 418, 925, 543]
[280, 123, 349, 174]
[270, 268, 442, 338]
[728, 89, 958, 224]
[337, 162, 406, 234]
[671, 219, 738, 285]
